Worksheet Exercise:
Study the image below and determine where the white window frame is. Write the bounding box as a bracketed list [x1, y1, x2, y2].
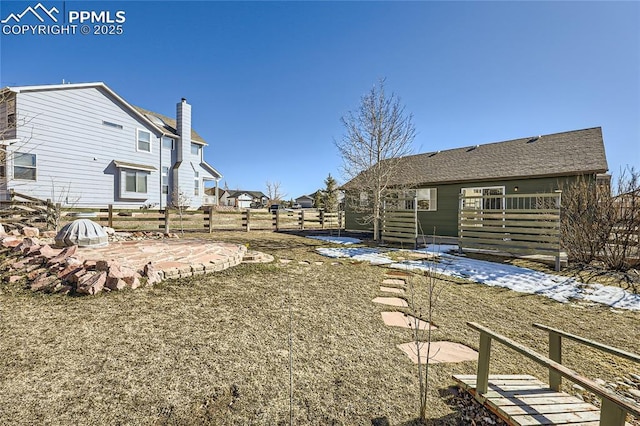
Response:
[461, 186, 505, 210]
[161, 166, 169, 194]
[13, 152, 37, 181]
[194, 171, 200, 196]
[137, 129, 152, 153]
[162, 137, 174, 150]
[416, 188, 437, 211]
[359, 191, 368, 207]
[125, 170, 148, 193]
[190, 142, 200, 156]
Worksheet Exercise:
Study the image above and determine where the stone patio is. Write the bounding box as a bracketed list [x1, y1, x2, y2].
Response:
[78, 239, 246, 279]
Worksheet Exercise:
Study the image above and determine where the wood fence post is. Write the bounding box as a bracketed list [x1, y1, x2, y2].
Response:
[476, 332, 492, 395]
[164, 208, 170, 234]
[245, 209, 251, 232]
[208, 207, 214, 234]
[600, 399, 628, 426]
[549, 332, 562, 391]
[339, 210, 343, 229]
[54, 203, 61, 231]
[320, 210, 325, 229]
[300, 210, 305, 230]
[275, 210, 280, 231]
[108, 204, 114, 228]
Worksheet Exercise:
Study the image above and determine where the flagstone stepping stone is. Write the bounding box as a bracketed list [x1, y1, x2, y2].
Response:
[279, 259, 292, 264]
[381, 311, 436, 330]
[397, 341, 478, 364]
[380, 286, 405, 294]
[385, 270, 412, 278]
[298, 261, 310, 265]
[382, 278, 406, 287]
[372, 297, 408, 307]
[314, 261, 323, 265]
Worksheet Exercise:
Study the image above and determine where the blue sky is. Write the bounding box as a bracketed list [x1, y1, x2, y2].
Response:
[1, 1, 638, 199]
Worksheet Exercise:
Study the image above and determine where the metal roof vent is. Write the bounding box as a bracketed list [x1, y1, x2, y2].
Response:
[466, 145, 479, 152]
[527, 136, 540, 143]
[55, 219, 109, 248]
[428, 151, 440, 157]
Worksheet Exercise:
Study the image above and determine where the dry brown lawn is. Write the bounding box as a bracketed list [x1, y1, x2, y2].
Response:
[0, 231, 638, 425]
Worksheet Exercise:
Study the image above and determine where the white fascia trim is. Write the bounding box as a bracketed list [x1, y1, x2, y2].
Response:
[8, 82, 170, 139]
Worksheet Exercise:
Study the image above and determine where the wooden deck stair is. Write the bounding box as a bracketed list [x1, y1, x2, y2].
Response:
[453, 374, 630, 425]
[455, 322, 640, 426]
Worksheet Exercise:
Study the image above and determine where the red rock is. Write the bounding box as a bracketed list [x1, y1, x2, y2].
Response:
[47, 245, 78, 266]
[6, 275, 23, 283]
[67, 269, 87, 284]
[10, 229, 20, 236]
[1, 238, 21, 248]
[27, 268, 47, 280]
[22, 227, 40, 238]
[96, 260, 110, 271]
[57, 264, 83, 280]
[9, 260, 28, 270]
[36, 244, 58, 259]
[65, 257, 83, 267]
[105, 278, 127, 290]
[53, 284, 72, 295]
[76, 271, 106, 295]
[40, 231, 57, 238]
[31, 273, 58, 291]
[144, 262, 163, 286]
[83, 260, 97, 270]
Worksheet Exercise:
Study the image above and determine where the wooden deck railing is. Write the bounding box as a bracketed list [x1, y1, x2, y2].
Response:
[468, 322, 640, 425]
[532, 323, 640, 392]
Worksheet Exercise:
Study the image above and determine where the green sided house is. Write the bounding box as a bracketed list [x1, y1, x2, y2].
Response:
[343, 127, 609, 238]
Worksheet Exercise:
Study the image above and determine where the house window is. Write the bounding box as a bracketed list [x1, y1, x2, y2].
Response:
[14, 152, 36, 180]
[161, 166, 169, 194]
[416, 188, 437, 211]
[125, 170, 147, 193]
[137, 129, 151, 152]
[6, 98, 16, 128]
[359, 191, 368, 207]
[162, 137, 174, 150]
[191, 143, 200, 156]
[194, 171, 200, 196]
[461, 186, 505, 210]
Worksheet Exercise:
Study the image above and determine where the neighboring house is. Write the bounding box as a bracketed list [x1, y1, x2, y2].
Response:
[295, 194, 314, 209]
[0, 82, 222, 208]
[204, 187, 230, 206]
[343, 127, 609, 237]
[227, 190, 268, 209]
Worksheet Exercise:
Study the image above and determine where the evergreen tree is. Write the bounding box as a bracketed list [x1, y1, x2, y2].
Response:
[314, 190, 324, 209]
[323, 173, 339, 213]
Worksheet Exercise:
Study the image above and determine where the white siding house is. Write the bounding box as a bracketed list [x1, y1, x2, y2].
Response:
[0, 82, 221, 208]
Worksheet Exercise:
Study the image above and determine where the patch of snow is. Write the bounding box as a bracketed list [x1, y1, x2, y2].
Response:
[315, 247, 640, 311]
[307, 236, 362, 245]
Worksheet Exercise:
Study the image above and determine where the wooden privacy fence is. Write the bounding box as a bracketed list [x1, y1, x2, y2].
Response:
[381, 197, 418, 248]
[459, 193, 562, 270]
[57, 206, 344, 233]
[454, 322, 640, 426]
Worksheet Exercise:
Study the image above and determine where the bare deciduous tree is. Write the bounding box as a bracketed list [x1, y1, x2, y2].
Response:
[336, 79, 415, 240]
[266, 180, 286, 206]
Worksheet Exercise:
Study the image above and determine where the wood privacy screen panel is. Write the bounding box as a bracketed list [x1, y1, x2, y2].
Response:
[458, 193, 561, 256]
[382, 197, 418, 248]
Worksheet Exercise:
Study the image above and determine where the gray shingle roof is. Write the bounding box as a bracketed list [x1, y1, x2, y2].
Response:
[132, 105, 206, 144]
[346, 127, 608, 188]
